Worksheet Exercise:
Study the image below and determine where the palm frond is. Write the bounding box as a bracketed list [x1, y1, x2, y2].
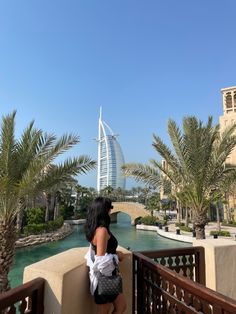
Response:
[0, 111, 17, 178]
[122, 163, 160, 188]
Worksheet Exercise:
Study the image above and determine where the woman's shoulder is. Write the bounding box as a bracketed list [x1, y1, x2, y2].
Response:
[93, 227, 110, 245]
[95, 226, 109, 236]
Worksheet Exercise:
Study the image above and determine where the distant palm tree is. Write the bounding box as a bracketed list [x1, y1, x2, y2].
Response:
[100, 185, 114, 196]
[123, 116, 236, 239]
[218, 172, 236, 223]
[0, 111, 96, 292]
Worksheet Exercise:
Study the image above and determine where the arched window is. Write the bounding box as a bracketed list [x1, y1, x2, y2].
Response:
[225, 92, 232, 108]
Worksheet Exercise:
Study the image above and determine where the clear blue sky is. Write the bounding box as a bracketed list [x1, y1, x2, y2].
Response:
[0, 1, 235, 188]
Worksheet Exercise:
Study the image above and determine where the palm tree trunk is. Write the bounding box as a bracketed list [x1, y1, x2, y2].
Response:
[194, 211, 207, 239]
[45, 193, 51, 222]
[185, 208, 189, 227]
[16, 197, 26, 234]
[216, 202, 221, 232]
[0, 220, 16, 292]
[189, 209, 193, 222]
[224, 204, 229, 224]
[16, 209, 23, 233]
[54, 194, 60, 220]
[176, 200, 181, 224]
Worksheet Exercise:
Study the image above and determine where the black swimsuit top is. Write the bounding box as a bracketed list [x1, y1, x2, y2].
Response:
[92, 230, 118, 254]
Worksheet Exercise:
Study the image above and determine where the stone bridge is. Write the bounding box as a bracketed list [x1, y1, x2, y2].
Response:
[110, 202, 149, 225]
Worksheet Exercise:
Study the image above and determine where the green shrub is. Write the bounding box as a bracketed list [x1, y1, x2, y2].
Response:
[60, 205, 74, 219]
[23, 223, 46, 235]
[179, 226, 193, 232]
[74, 210, 87, 219]
[162, 215, 168, 221]
[222, 221, 236, 227]
[23, 216, 64, 235]
[210, 230, 231, 237]
[175, 223, 192, 232]
[26, 207, 45, 225]
[175, 222, 185, 227]
[141, 215, 159, 226]
[46, 216, 64, 232]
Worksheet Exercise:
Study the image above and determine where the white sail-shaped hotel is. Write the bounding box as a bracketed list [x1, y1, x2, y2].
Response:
[97, 108, 126, 192]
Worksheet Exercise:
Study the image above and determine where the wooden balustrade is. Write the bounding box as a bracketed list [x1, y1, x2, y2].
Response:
[0, 278, 44, 314]
[133, 249, 236, 314]
[140, 246, 205, 285]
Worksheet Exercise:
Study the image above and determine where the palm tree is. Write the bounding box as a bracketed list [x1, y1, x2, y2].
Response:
[123, 116, 236, 239]
[218, 172, 236, 223]
[100, 185, 114, 196]
[0, 111, 96, 292]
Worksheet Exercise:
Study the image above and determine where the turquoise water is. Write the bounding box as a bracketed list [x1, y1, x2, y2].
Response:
[9, 213, 189, 288]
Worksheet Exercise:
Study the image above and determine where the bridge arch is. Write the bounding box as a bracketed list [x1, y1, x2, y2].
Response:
[110, 202, 149, 225]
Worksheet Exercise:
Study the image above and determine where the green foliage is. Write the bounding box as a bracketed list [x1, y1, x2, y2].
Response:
[141, 215, 159, 225]
[210, 230, 231, 237]
[0, 111, 96, 222]
[179, 226, 193, 232]
[162, 215, 170, 221]
[175, 222, 185, 227]
[222, 221, 236, 227]
[146, 193, 160, 210]
[46, 216, 64, 232]
[175, 222, 192, 232]
[74, 210, 87, 219]
[26, 207, 45, 225]
[79, 195, 94, 211]
[23, 223, 46, 235]
[23, 216, 64, 235]
[60, 205, 74, 219]
[123, 116, 236, 239]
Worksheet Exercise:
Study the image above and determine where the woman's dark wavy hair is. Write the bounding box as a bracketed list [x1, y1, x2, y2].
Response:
[84, 197, 113, 242]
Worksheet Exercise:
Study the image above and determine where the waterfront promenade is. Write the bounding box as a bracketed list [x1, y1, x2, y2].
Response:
[137, 221, 236, 243]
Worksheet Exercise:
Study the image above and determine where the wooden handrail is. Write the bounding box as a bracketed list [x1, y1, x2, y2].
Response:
[137, 246, 203, 258]
[133, 251, 236, 313]
[137, 246, 206, 285]
[0, 278, 45, 314]
[135, 252, 236, 310]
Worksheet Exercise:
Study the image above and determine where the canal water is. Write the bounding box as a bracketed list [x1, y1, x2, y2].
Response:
[9, 213, 189, 288]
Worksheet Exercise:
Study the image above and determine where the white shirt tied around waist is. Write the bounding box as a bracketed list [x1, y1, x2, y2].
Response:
[85, 245, 119, 295]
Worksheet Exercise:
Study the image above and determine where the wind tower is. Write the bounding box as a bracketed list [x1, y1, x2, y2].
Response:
[219, 86, 236, 164]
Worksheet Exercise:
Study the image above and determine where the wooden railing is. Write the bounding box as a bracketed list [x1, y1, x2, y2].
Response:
[0, 278, 44, 314]
[133, 249, 236, 314]
[139, 246, 205, 285]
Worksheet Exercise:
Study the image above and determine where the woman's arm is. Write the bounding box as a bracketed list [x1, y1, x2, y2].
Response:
[94, 227, 109, 256]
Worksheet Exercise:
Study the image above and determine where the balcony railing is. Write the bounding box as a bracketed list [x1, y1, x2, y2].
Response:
[138, 246, 205, 284]
[0, 278, 45, 314]
[133, 247, 236, 314]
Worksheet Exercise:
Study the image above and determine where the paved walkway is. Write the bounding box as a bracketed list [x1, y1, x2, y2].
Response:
[137, 222, 236, 243]
[162, 221, 236, 243]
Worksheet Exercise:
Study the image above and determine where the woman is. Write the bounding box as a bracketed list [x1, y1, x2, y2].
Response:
[84, 197, 127, 314]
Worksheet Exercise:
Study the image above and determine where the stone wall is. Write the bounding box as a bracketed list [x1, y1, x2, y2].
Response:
[16, 223, 73, 248]
[193, 238, 236, 300]
[23, 246, 132, 314]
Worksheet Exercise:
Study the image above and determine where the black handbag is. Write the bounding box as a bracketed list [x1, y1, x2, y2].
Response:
[97, 257, 123, 295]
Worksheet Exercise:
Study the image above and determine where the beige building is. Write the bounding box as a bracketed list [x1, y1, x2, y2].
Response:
[219, 86, 236, 219]
[219, 86, 236, 164]
[159, 159, 169, 200]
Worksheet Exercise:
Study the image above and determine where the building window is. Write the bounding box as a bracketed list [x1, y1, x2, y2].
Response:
[225, 92, 232, 108]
